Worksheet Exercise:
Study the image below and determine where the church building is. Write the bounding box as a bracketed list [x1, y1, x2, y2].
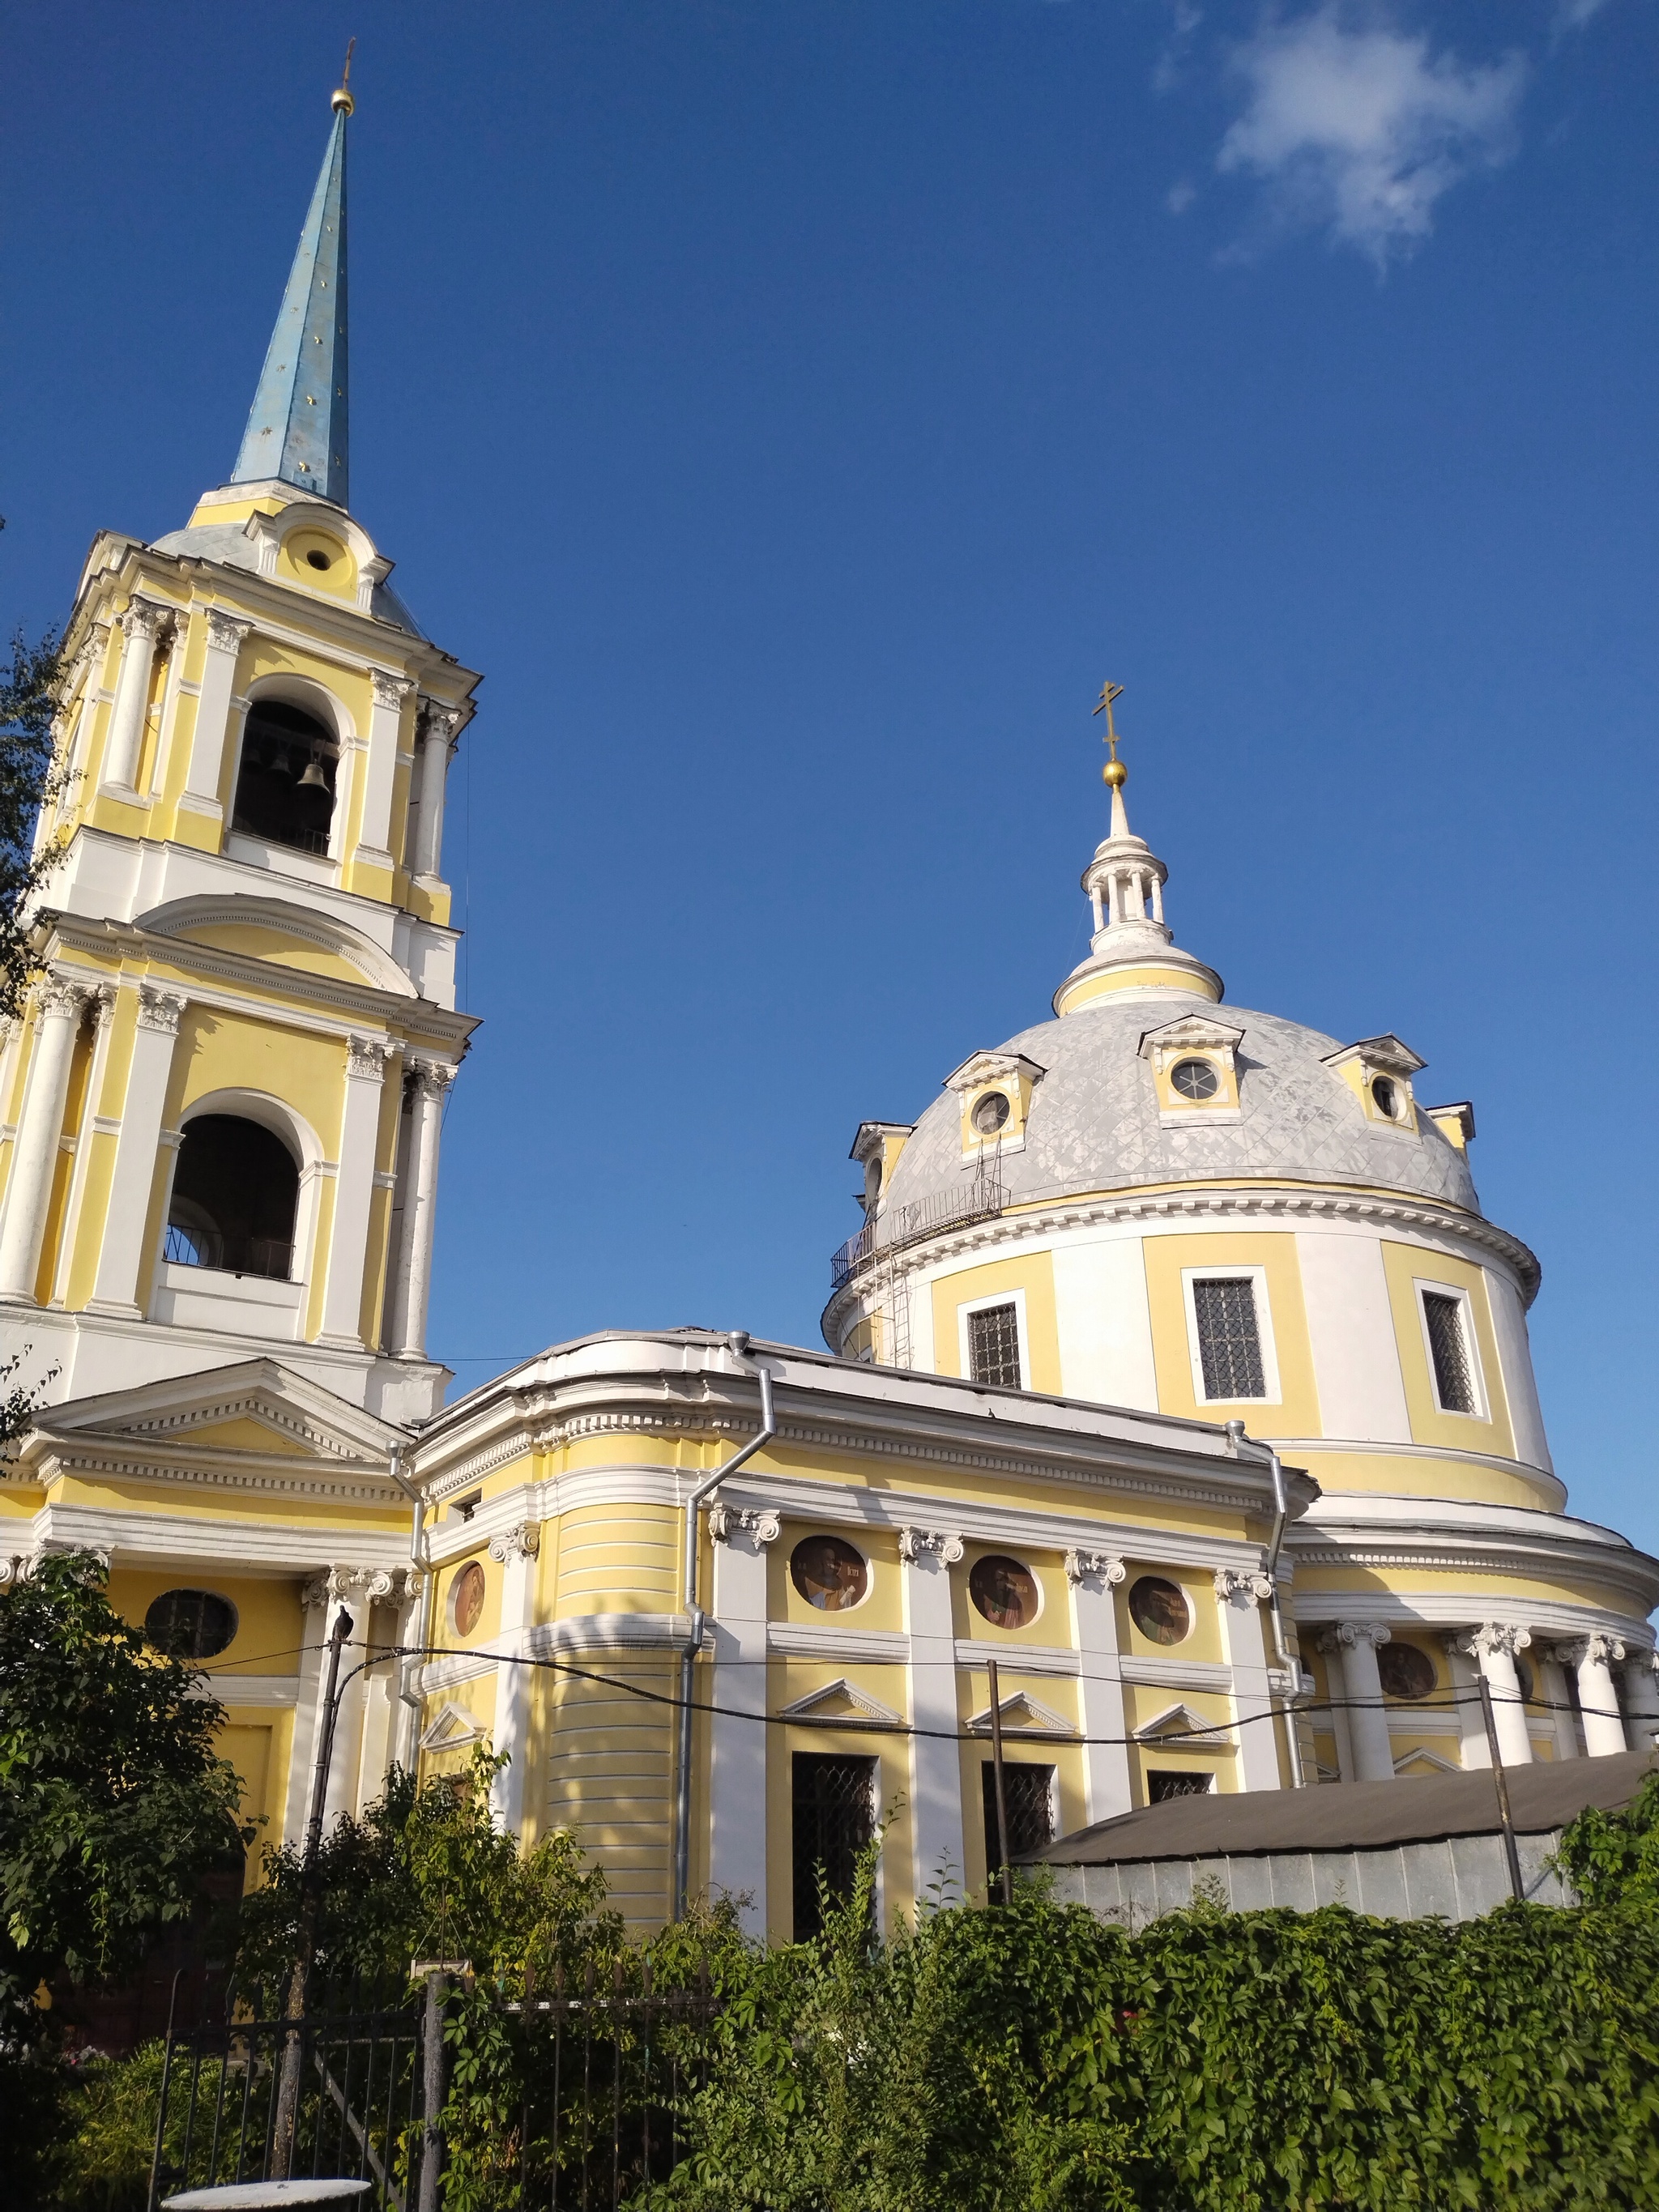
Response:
[3, 84, 1654, 1943]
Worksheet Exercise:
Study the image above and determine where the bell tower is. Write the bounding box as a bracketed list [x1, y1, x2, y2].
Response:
[0, 79, 480, 1424]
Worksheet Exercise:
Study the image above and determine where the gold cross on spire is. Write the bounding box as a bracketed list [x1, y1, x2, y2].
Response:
[1092, 680, 1128, 787]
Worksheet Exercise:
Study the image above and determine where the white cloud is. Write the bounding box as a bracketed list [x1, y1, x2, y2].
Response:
[1555, 0, 1610, 28]
[1167, 178, 1199, 212]
[1216, 8, 1528, 266]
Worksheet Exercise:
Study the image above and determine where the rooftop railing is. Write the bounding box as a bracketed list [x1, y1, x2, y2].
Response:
[830, 1174, 1007, 1292]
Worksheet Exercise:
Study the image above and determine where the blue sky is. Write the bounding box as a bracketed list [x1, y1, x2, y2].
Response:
[3, 2, 1655, 1550]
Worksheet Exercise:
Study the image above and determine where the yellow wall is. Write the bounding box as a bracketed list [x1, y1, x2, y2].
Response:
[1379, 1240, 1516, 1459]
[930, 1252, 1061, 1393]
[1143, 1230, 1320, 1428]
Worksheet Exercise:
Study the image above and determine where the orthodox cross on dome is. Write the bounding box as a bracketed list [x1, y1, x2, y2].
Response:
[1092, 680, 1128, 788]
[230, 68, 354, 509]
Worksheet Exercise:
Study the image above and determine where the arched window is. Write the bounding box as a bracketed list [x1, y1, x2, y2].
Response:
[232, 698, 339, 855]
[165, 1115, 299, 1279]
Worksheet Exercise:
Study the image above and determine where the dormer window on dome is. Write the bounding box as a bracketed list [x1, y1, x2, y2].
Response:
[1139, 1015, 1246, 1127]
[945, 1051, 1046, 1160]
[1321, 1034, 1427, 1136]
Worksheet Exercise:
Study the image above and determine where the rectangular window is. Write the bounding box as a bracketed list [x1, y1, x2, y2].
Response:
[1191, 1276, 1267, 1400]
[982, 1761, 1056, 1885]
[791, 1753, 876, 1941]
[1148, 1770, 1215, 1803]
[967, 1302, 1022, 1388]
[1422, 1290, 1477, 1413]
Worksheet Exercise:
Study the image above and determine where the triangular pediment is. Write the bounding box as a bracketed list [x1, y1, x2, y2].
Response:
[778, 1677, 902, 1728]
[1394, 1745, 1461, 1778]
[1134, 1702, 1235, 1748]
[419, 1701, 488, 1754]
[17, 1358, 407, 1497]
[967, 1690, 1072, 1737]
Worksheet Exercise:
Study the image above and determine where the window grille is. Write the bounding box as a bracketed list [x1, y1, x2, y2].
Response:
[982, 1761, 1055, 1882]
[967, 1302, 1021, 1388]
[1191, 1276, 1266, 1399]
[1148, 1770, 1214, 1802]
[1422, 1292, 1476, 1413]
[791, 1754, 876, 1941]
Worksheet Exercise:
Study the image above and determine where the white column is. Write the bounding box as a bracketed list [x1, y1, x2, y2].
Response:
[100, 601, 162, 793]
[0, 978, 92, 1303]
[49, 988, 117, 1306]
[1089, 885, 1105, 934]
[900, 1526, 965, 1899]
[1622, 1651, 1659, 1749]
[356, 671, 414, 867]
[1319, 1622, 1394, 1782]
[390, 1571, 429, 1773]
[412, 701, 458, 879]
[488, 1523, 543, 1838]
[1149, 874, 1165, 924]
[1218, 1569, 1287, 1790]
[1068, 1550, 1132, 1825]
[390, 1059, 451, 1359]
[180, 610, 251, 820]
[1539, 1652, 1581, 1761]
[1557, 1635, 1628, 1758]
[708, 1504, 778, 1933]
[282, 1575, 332, 1848]
[317, 1035, 394, 1349]
[85, 984, 187, 1316]
[322, 1574, 373, 1828]
[1456, 1625, 1534, 1767]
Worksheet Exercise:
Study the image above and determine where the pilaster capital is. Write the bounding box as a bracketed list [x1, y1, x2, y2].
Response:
[345, 1033, 394, 1082]
[488, 1522, 543, 1564]
[1064, 1548, 1126, 1588]
[301, 1564, 373, 1609]
[136, 983, 189, 1037]
[898, 1525, 964, 1566]
[204, 608, 253, 655]
[1318, 1621, 1391, 1653]
[38, 974, 94, 1023]
[1448, 1622, 1532, 1662]
[1555, 1634, 1625, 1669]
[708, 1503, 781, 1548]
[370, 668, 416, 714]
[1214, 1566, 1274, 1606]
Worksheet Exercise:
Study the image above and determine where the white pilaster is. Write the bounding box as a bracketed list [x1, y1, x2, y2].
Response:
[708, 1504, 779, 1933]
[86, 984, 187, 1317]
[1217, 1569, 1288, 1790]
[488, 1524, 543, 1837]
[389, 1059, 451, 1359]
[1452, 1625, 1533, 1767]
[1557, 1635, 1627, 1758]
[180, 610, 251, 820]
[317, 1035, 393, 1350]
[282, 1577, 332, 1848]
[49, 988, 117, 1306]
[412, 701, 458, 879]
[100, 601, 162, 794]
[1066, 1549, 1131, 1823]
[0, 978, 92, 1303]
[1319, 1622, 1394, 1782]
[356, 671, 413, 867]
[322, 1578, 374, 1828]
[900, 1525, 965, 1899]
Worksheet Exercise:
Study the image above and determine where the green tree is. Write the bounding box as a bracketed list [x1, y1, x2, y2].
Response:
[0, 1549, 250, 2029]
[0, 622, 69, 1022]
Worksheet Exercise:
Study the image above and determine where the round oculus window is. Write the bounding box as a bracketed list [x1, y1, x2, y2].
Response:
[1128, 1575, 1192, 1647]
[969, 1554, 1039, 1630]
[1170, 1057, 1220, 1102]
[1371, 1076, 1400, 1119]
[305, 548, 333, 571]
[451, 1561, 486, 1638]
[790, 1535, 868, 1612]
[1377, 1642, 1436, 1702]
[971, 1090, 1011, 1135]
[145, 1588, 238, 1660]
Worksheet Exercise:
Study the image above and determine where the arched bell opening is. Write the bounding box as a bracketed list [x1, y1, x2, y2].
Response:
[231, 697, 339, 855]
[164, 1114, 300, 1280]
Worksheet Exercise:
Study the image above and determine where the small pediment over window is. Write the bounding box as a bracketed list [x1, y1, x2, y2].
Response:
[419, 1701, 487, 1755]
[778, 1677, 902, 1728]
[1138, 1016, 1247, 1125]
[1133, 1702, 1235, 1748]
[966, 1689, 1072, 1737]
[1392, 1745, 1461, 1778]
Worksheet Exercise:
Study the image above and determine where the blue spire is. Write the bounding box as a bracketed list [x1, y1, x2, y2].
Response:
[232, 90, 352, 508]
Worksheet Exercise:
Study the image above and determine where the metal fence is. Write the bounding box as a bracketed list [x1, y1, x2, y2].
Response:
[829, 1173, 1008, 1291]
[147, 1963, 719, 2212]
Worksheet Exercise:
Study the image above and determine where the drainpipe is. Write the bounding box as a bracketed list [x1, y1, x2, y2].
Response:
[672, 1332, 778, 1920]
[1226, 1420, 1304, 1789]
[386, 1437, 431, 1770]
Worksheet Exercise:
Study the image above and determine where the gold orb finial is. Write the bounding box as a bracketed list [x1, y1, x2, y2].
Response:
[1103, 758, 1128, 788]
[332, 36, 356, 113]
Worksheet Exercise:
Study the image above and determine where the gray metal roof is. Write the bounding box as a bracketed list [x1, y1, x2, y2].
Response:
[1025, 1749, 1658, 1865]
[148, 521, 426, 637]
[881, 991, 1482, 1221]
